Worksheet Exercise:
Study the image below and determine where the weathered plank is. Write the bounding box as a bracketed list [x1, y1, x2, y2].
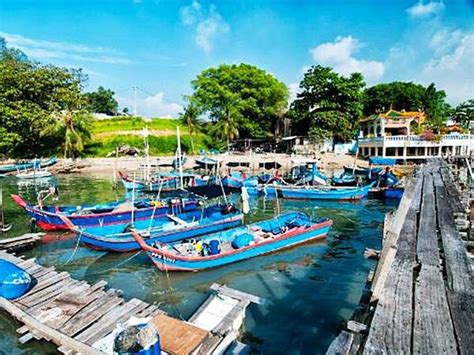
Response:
[326, 330, 353, 355]
[74, 298, 146, 344]
[416, 174, 439, 266]
[413, 264, 457, 354]
[364, 259, 414, 355]
[434, 171, 474, 355]
[60, 290, 124, 337]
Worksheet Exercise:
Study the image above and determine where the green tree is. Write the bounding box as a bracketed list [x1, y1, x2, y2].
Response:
[0, 38, 90, 158]
[41, 111, 92, 158]
[179, 100, 201, 154]
[363, 81, 451, 129]
[453, 99, 474, 132]
[83, 86, 118, 115]
[190, 63, 288, 140]
[288, 65, 365, 141]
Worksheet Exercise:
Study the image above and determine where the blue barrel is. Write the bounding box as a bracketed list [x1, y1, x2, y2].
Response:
[208, 240, 221, 255]
[0, 259, 32, 299]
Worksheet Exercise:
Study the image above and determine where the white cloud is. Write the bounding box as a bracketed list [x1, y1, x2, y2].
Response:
[406, 1, 444, 18]
[0, 32, 131, 64]
[288, 82, 300, 104]
[422, 32, 474, 103]
[117, 92, 183, 118]
[310, 36, 385, 83]
[180, 1, 229, 53]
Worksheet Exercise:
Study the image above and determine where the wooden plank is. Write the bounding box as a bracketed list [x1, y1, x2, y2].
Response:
[73, 298, 146, 344]
[413, 264, 457, 354]
[150, 313, 210, 355]
[416, 174, 439, 266]
[29, 281, 90, 313]
[16, 278, 78, 309]
[326, 330, 353, 355]
[61, 290, 124, 337]
[0, 297, 102, 355]
[210, 283, 264, 304]
[433, 171, 474, 355]
[364, 259, 413, 355]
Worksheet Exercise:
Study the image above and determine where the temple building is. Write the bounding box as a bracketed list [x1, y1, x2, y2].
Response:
[357, 109, 473, 161]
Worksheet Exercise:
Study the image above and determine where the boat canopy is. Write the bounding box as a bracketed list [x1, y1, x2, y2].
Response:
[369, 157, 396, 166]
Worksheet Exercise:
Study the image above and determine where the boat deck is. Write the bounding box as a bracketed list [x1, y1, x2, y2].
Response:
[0, 251, 261, 354]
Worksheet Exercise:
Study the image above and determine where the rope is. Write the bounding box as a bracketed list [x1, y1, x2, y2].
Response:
[112, 250, 143, 269]
[62, 230, 83, 265]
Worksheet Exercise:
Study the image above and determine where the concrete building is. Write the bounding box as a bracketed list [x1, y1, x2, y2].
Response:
[358, 110, 473, 161]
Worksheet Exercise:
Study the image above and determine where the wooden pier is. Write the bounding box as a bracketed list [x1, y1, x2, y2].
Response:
[0, 233, 43, 253]
[0, 251, 260, 354]
[327, 158, 473, 355]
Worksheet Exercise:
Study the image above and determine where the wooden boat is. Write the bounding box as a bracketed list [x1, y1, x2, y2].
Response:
[119, 171, 201, 191]
[15, 170, 53, 179]
[132, 212, 332, 271]
[75, 204, 244, 252]
[278, 182, 375, 200]
[383, 187, 404, 199]
[195, 156, 219, 168]
[0, 156, 57, 174]
[343, 165, 382, 177]
[11, 194, 198, 231]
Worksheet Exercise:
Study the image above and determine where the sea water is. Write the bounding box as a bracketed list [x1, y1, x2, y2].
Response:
[0, 173, 398, 354]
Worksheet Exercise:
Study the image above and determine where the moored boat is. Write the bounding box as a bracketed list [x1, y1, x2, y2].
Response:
[11, 194, 198, 231]
[132, 212, 332, 271]
[278, 182, 374, 200]
[75, 204, 244, 252]
[15, 170, 53, 179]
[0, 156, 57, 174]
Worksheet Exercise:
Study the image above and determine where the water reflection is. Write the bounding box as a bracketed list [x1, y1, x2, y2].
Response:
[0, 173, 398, 354]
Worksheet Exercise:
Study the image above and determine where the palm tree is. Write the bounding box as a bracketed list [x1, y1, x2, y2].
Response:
[180, 103, 201, 154]
[43, 111, 92, 159]
[214, 107, 240, 150]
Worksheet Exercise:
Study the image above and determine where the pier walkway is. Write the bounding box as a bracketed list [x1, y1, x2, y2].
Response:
[0, 251, 260, 354]
[328, 158, 473, 355]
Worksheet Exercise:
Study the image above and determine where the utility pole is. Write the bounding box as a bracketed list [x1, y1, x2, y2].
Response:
[133, 86, 138, 116]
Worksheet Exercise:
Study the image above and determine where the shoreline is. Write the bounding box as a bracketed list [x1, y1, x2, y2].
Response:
[44, 152, 371, 177]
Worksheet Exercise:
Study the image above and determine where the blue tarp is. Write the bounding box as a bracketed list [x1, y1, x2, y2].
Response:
[0, 259, 32, 299]
[369, 157, 397, 166]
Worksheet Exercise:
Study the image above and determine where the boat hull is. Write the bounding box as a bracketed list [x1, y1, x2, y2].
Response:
[278, 184, 372, 200]
[12, 195, 198, 231]
[143, 219, 332, 271]
[79, 212, 244, 252]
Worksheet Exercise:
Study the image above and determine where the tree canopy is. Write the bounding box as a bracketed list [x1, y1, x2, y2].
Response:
[190, 63, 289, 140]
[0, 37, 92, 158]
[363, 81, 451, 128]
[83, 86, 118, 115]
[287, 65, 365, 141]
[453, 99, 474, 132]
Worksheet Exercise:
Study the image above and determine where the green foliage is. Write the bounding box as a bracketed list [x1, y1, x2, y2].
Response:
[453, 99, 474, 132]
[363, 81, 451, 129]
[179, 101, 202, 153]
[0, 38, 89, 158]
[288, 65, 365, 141]
[84, 133, 211, 157]
[83, 86, 118, 115]
[91, 116, 186, 133]
[190, 63, 288, 142]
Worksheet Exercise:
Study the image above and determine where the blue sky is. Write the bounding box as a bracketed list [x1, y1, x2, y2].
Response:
[1, 0, 473, 117]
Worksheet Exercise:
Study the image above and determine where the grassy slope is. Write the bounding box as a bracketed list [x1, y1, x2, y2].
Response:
[84, 116, 211, 156]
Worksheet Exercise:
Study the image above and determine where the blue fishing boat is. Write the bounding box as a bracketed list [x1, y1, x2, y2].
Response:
[11, 194, 198, 231]
[119, 171, 201, 191]
[132, 212, 332, 271]
[278, 182, 374, 200]
[195, 156, 219, 168]
[383, 187, 404, 199]
[343, 165, 383, 177]
[75, 204, 244, 252]
[0, 156, 57, 174]
[222, 172, 259, 194]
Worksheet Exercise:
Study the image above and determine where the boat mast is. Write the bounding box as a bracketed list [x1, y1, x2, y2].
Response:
[177, 126, 184, 189]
